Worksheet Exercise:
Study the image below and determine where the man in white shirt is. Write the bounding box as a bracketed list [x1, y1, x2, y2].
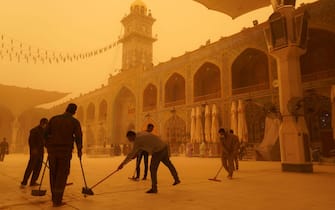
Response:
[118, 131, 180, 193]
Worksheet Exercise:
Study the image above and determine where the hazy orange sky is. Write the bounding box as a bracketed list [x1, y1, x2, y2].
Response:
[0, 0, 317, 101]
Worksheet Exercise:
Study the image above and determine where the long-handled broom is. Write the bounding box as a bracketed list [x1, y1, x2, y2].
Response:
[31, 158, 48, 196]
[79, 158, 92, 197]
[82, 169, 119, 196]
[41, 160, 73, 186]
[208, 166, 223, 182]
[128, 155, 140, 181]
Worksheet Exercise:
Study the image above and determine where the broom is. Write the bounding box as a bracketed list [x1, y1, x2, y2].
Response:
[31, 158, 48, 196]
[208, 166, 222, 182]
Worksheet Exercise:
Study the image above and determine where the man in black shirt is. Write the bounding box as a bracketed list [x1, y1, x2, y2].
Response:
[21, 118, 48, 187]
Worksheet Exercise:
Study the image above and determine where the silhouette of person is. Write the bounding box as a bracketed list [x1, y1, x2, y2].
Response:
[45, 103, 83, 207]
[0, 137, 9, 161]
[132, 123, 153, 181]
[118, 131, 180, 193]
[219, 128, 239, 179]
[229, 129, 240, 170]
[21, 118, 48, 187]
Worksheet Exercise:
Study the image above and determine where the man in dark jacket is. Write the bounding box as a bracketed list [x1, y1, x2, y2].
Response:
[219, 128, 239, 179]
[45, 103, 82, 207]
[21, 118, 48, 187]
[118, 131, 180, 193]
[229, 129, 240, 170]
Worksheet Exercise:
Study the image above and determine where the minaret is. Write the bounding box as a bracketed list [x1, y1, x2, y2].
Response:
[119, 0, 156, 71]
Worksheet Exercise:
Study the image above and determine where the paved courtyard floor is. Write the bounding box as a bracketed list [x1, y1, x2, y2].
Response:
[0, 154, 334, 210]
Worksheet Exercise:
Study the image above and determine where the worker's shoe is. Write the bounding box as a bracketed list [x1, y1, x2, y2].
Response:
[29, 182, 40, 186]
[172, 180, 181, 186]
[146, 188, 158, 194]
[131, 177, 139, 181]
[53, 202, 66, 207]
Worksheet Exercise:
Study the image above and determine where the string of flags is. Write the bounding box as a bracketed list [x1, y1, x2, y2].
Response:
[0, 33, 120, 64]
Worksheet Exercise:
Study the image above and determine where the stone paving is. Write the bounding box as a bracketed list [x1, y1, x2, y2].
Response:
[1, 154, 335, 210]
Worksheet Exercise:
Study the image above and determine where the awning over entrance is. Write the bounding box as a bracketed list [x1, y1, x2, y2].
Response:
[193, 0, 271, 19]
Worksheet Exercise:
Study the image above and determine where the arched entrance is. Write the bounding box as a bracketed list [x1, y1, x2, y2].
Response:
[193, 62, 221, 102]
[232, 48, 270, 95]
[165, 73, 185, 106]
[164, 114, 186, 155]
[143, 83, 157, 111]
[304, 90, 333, 157]
[301, 29, 335, 81]
[112, 87, 136, 144]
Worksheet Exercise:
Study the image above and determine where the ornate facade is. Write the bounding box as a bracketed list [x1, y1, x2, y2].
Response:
[3, 0, 335, 157]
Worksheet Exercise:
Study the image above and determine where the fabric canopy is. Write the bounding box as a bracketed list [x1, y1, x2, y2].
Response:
[204, 104, 211, 142]
[190, 108, 196, 143]
[211, 104, 219, 143]
[193, 0, 271, 19]
[230, 101, 238, 135]
[194, 106, 204, 143]
[237, 100, 248, 142]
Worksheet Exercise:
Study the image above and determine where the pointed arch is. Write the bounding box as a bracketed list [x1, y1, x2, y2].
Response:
[193, 62, 221, 102]
[143, 83, 157, 111]
[244, 101, 266, 144]
[112, 87, 136, 144]
[164, 114, 186, 155]
[303, 90, 332, 157]
[99, 99, 108, 121]
[232, 48, 269, 95]
[86, 102, 95, 123]
[165, 73, 185, 107]
[86, 126, 95, 148]
[301, 29, 335, 81]
[97, 126, 106, 146]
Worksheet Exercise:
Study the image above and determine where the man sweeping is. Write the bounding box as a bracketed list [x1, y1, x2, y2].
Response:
[45, 103, 83, 207]
[117, 130, 180, 193]
[218, 128, 239, 179]
[131, 123, 154, 181]
[21, 118, 48, 187]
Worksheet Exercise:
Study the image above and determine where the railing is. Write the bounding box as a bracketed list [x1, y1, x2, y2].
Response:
[193, 92, 221, 102]
[302, 70, 335, 82]
[164, 99, 186, 107]
[143, 104, 157, 112]
[232, 82, 269, 95]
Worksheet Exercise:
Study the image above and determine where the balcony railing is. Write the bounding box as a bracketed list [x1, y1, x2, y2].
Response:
[232, 82, 269, 95]
[193, 92, 221, 102]
[164, 99, 186, 107]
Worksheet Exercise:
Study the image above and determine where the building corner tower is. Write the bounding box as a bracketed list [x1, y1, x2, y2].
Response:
[119, 0, 156, 72]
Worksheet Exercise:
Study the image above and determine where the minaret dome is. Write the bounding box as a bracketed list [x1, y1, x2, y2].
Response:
[130, 0, 147, 15]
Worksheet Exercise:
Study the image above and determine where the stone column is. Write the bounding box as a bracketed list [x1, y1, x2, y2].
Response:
[265, 2, 313, 172]
[271, 46, 312, 172]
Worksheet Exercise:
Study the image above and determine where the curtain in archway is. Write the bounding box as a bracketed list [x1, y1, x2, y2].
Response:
[237, 100, 248, 142]
[194, 106, 204, 143]
[190, 108, 196, 143]
[230, 101, 238, 134]
[211, 104, 219, 143]
[204, 104, 211, 142]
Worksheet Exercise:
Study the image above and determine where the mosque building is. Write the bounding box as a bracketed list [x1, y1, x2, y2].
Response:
[1, 0, 335, 161]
